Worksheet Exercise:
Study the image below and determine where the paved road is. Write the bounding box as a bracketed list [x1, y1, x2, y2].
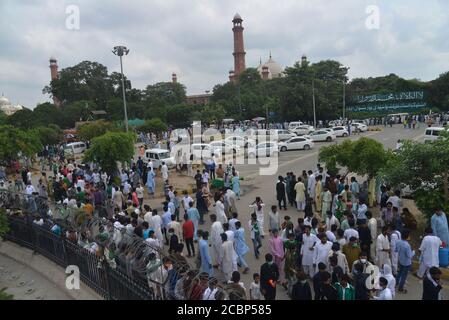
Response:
[166, 125, 448, 300]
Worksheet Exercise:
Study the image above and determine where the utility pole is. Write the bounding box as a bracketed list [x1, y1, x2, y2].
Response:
[112, 46, 130, 133]
[312, 78, 316, 128]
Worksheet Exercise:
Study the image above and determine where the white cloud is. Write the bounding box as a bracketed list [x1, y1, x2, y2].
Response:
[1, 0, 449, 108]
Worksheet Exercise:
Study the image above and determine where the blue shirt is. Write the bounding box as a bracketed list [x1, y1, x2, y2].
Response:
[395, 239, 414, 266]
[162, 211, 172, 228]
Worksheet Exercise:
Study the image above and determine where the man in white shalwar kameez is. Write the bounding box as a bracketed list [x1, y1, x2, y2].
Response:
[221, 233, 234, 282]
[376, 227, 392, 268]
[390, 227, 401, 275]
[321, 187, 333, 218]
[367, 211, 378, 261]
[301, 226, 318, 278]
[307, 171, 316, 200]
[417, 227, 442, 278]
[314, 234, 333, 272]
[161, 162, 169, 182]
[149, 210, 164, 247]
[210, 214, 224, 267]
[249, 200, 266, 237]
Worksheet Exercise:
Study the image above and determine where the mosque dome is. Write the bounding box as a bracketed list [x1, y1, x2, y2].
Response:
[233, 13, 242, 21]
[257, 54, 284, 79]
[0, 95, 10, 107]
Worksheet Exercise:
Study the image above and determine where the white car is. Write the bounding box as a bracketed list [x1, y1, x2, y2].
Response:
[208, 141, 240, 155]
[309, 130, 336, 142]
[272, 130, 297, 141]
[224, 135, 256, 148]
[351, 123, 368, 132]
[144, 148, 176, 168]
[278, 137, 314, 152]
[247, 142, 279, 158]
[191, 143, 213, 161]
[291, 125, 315, 136]
[331, 126, 349, 137]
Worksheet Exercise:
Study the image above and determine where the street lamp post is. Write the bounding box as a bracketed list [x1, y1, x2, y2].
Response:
[312, 77, 317, 128]
[342, 66, 350, 121]
[112, 46, 130, 132]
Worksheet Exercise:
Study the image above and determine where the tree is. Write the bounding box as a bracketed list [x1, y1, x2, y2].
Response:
[138, 118, 168, 134]
[84, 132, 135, 176]
[0, 126, 42, 164]
[5, 108, 34, 130]
[381, 132, 449, 219]
[319, 138, 391, 177]
[43, 61, 112, 108]
[32, 126, 62, 146]
[143, 82, 187, 107]
[78, 120, 117, 141]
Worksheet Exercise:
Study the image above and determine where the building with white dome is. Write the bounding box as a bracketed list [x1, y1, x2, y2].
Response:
[257, 53, 285, 80]
[0, 94, 23, 116]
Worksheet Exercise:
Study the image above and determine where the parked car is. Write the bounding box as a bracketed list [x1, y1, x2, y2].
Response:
[350, 123, 368, 132]
[424, 127, 448, 143]
[224, 135, 256, 148]
[288, 121, 304, 131]
[64, 142, 86, 158]
[271, 129, 297, 141]
[291, 125, 315, 136]
[331, 126, 349, 137]
[309, 130, 336, 142]
[144, 148, 176, 168]
[278, 137, 314, 152]
[247, 142, 279, 158]
[208, 141, 240, 155]
[190, 143, 213, 161]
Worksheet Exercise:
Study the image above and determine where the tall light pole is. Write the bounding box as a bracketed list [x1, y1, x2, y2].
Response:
[341, 66, 350, 121]
[312, 77, 317, 128]
[112, 46, 130, 132]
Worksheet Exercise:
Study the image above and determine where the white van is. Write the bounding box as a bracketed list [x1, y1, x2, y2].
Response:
[288, 121, 304, 131]
[64, 142, 86, 157]
[144, 148, 176, 168]
[424, 127, 448, 143]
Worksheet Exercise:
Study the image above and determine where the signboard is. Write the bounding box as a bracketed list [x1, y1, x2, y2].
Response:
[347, 90, 428, 113]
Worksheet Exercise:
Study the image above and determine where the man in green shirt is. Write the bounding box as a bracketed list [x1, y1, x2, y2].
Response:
[75, 186, 86, 203]
[335, 274, 355, 300]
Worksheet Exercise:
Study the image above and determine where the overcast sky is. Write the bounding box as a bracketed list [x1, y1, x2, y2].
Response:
[1, 0, 449, 109]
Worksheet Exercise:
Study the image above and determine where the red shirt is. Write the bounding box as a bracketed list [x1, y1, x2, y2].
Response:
[182, 220, 194, 239]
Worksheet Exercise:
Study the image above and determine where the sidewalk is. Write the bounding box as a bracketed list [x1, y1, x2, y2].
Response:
[0, 241, 101, 300]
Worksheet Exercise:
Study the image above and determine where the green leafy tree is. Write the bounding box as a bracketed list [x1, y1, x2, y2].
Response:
[5, 108, 34, 129]
[32, 126, 62, 146]
[0, 125, 42, 164]
[381, 132, 449, 219]
[319, 138, 391, 177]
[84, 132, 135, 176]
[78, 120, 117, 141]
[139, 118, 168, 134]
[143, 82, 187, 107]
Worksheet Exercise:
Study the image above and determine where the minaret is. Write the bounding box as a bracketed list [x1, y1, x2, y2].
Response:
[49, 57, 60, 106]
[229, 70, 235, 83]
[172, 73, 177, 84]
[232, 13, 246, 83]
[262, 66, 270, 80]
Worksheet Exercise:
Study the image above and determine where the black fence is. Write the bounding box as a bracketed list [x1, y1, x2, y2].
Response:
[4, 216, 155, 300]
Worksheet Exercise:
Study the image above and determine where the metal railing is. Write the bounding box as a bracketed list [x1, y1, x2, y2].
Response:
[3, 211, 155, 300]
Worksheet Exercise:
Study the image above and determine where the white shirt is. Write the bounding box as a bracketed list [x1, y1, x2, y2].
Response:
[374, 287, 393, 300]
[250, 282, 261, 300]
[203, 287, 218, 300]
[182, 196, 193, 209]
[419, 235, 442, 267]
[326, 231, 336, 243]
[161, 165, 168, 179]
[314, 241, 333, 266]
[387, 195, 400, 209]
[25, 185, 35, 195]
[136, 186, 144, 199]
[344, 228, 359, 241]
